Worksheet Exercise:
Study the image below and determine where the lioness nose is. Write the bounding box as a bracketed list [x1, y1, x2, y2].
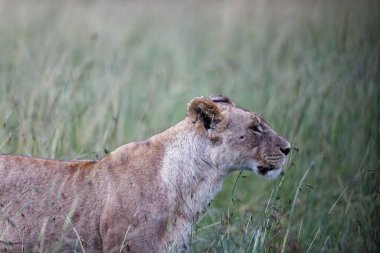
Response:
[280, 146, 291, 156]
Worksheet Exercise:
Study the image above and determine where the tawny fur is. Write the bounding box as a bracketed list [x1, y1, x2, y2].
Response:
[0, 95, 290, 252]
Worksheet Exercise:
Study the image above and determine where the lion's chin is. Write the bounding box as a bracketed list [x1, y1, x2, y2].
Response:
[261, 167, 283, 179]
[240, 161, 284, 179]
[255, 165, 283, 179]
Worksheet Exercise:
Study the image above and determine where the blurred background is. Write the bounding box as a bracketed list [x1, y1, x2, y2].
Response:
[0, 0, 378, 252]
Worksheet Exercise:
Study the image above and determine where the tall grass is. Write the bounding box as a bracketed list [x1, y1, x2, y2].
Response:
[0, 0, 378, 252]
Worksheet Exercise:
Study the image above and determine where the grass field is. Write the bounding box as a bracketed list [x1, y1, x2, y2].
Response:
[0, 0, 379, 252]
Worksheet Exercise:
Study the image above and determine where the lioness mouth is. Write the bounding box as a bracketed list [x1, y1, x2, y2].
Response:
[257, 165, 276, 175]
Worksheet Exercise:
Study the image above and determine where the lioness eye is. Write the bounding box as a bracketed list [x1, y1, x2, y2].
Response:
[250, 125, 261, 134]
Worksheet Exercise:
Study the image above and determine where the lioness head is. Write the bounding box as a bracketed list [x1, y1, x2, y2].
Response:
[187, 95, 291, 178]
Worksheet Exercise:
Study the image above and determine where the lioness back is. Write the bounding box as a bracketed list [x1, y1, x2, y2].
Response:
[0, 155, 104, 252]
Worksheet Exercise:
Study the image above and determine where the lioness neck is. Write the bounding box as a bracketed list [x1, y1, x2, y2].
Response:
[159, 120, 227, 222]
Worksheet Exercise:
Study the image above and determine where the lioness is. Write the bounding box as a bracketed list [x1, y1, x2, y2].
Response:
[0, 95, 290, 252]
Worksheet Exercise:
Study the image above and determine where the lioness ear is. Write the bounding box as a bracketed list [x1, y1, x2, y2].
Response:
[208, 94, 235, 106]
[187, 97, 222, 130]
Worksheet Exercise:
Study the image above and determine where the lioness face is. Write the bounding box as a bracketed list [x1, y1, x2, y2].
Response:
[218, 105, 291, 179]
[188, 95, 291, 179]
